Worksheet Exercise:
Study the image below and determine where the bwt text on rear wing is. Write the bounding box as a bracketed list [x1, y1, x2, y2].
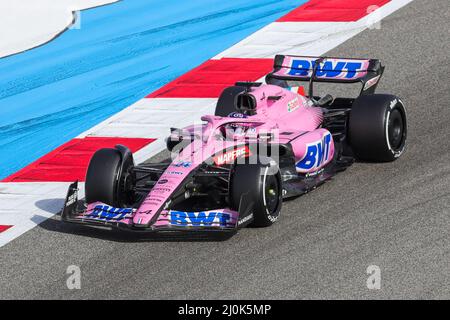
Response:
[266, 55, 384, 96]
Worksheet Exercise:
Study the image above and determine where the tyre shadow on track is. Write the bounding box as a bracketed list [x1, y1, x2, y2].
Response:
[36, 214, 235, 242]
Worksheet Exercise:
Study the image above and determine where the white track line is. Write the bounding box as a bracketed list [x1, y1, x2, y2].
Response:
[0, 182, 85, 246]
[80, 98, 218, 163]
[215, 0, 414, 59]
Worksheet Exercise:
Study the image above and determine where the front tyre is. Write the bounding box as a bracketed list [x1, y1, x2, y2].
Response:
[230, 158, 282, 227]
[85, 146, 135, 207]
[348, 94, 407, 162]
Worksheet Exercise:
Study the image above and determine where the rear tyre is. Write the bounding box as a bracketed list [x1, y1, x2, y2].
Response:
[348, 94, 407, 162]
[214, 86, 246, 117]
[230, 158, 282, 227]
[85, 147, 135, 207]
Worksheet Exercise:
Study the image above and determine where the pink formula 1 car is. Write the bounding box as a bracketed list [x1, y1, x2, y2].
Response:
[62, 55, 407, 237]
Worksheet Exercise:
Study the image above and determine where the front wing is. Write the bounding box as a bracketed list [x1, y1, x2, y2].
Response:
[61, 182, 254, 236]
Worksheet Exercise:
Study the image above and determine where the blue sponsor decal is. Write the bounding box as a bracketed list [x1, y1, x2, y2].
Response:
[296, 133, 332, 171]
[228, 112, 247, 118]
[86, 205, 133, 221]
[288, 59, 363, 79]
[170, 211, 231, 227]
[174, 161, 192, 168]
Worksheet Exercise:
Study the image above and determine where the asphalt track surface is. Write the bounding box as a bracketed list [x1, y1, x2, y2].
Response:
[1, 0, 449, 299]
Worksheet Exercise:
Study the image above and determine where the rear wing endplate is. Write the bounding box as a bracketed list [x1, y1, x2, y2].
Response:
[266, 55, 384, 95]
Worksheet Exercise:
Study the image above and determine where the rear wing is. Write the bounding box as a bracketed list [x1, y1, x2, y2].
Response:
[266, 55, 384, 96]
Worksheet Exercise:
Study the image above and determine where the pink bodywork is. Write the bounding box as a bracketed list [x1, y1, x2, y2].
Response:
[75, 84, 336, 228]
[130, 84, 335, 227]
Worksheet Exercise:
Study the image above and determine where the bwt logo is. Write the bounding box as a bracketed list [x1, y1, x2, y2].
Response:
[296, 133, 332, 172]
[288, 59, 363, 79]
[170, 211, 231, 227]
[87, 205, 133, 221]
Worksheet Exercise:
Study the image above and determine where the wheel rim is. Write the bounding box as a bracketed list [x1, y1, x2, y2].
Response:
[264, 175, 280, 214]
[388, 108, 404, 150]
[118, 167, 135, 207]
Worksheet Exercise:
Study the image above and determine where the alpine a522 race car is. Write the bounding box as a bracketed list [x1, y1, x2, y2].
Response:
[62, 55, 407, 237]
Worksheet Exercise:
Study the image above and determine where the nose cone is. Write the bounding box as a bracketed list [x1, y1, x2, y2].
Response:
[132, 159, 197, 226]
